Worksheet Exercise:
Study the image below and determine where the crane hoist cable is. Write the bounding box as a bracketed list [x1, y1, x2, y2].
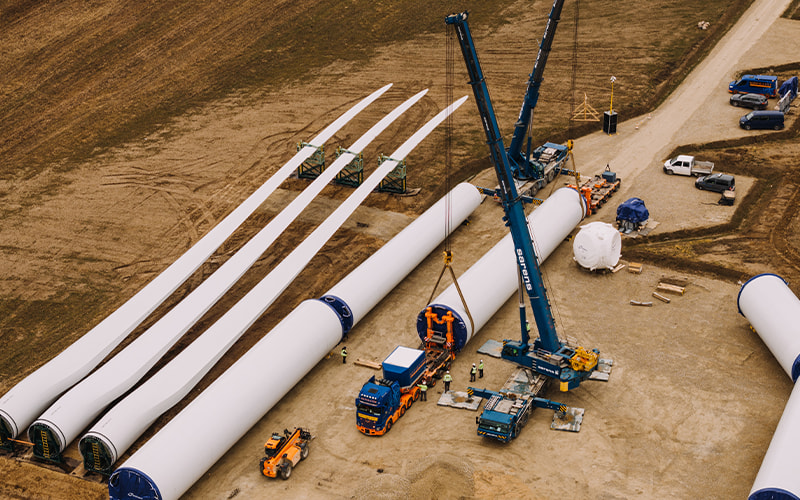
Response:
[567, 0, 582, 186]
[427, 21, 474, 335]
[531, 1, 584, 344]
[544, 0, 583, 341]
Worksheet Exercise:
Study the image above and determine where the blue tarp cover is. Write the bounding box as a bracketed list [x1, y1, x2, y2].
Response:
[616, 197, 649, 224]
[779, 76, 798, 100]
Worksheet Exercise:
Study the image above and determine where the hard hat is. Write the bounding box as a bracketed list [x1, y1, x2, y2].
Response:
[446, 370, 450, 373]
[472, 363, 476, 366]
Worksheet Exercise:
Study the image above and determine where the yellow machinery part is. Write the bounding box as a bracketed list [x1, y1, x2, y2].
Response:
[570, 346, 599, 372]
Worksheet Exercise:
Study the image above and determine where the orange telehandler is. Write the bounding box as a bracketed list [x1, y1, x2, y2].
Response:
[259, 427, 312, 480]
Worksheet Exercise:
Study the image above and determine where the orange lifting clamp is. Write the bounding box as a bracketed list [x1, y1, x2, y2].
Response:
[424, 307, 456, 349]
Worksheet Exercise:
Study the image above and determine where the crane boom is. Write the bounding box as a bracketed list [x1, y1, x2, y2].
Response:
[446, 10, 599, 392]
[445, 12, 559, 354]
[507, 0, 566, 178]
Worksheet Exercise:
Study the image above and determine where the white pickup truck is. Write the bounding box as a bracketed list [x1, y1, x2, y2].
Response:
[663, 155, 714, 176]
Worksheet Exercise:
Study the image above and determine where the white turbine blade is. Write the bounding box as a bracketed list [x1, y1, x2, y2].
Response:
[82, 95, 468, 467]
[0, 84, 392, 440]
[29, 88, 427, 454]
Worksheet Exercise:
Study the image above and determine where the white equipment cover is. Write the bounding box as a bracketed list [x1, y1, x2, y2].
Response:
[572, 221, 621, 271]
[109, 181, 481, 500]
[82, 96, 467, 467]
[417, 186, 586, 349]
[0, 84, 392, 440]
[28, 88, 426, 454]
[748, 381, 800, 500]
[738, 273, 800, 382]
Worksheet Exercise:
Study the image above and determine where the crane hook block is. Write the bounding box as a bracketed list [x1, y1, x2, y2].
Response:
[443, 250, 453, 266]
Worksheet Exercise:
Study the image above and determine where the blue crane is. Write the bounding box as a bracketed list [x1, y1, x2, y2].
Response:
[445, 9, 599, 391]
[507, 0, 567, 180]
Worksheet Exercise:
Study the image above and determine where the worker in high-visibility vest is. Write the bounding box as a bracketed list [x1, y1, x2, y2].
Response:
[478, 359, 484, 378]
[443, 371, 452, 392]
[417, 379, 428, 401]
[341, 346, 347, 364]
[470, 363, 477, 382]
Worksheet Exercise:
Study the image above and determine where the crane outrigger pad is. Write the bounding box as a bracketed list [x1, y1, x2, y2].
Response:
[476, 339, 504, 358]
[436, 391, 482, 411]
[551, 407, 584, 432]
[589, 358, 614, 381]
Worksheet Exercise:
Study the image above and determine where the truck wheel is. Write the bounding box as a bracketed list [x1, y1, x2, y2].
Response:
[385, 419, 393, 433]
[413, 390, 420, 401]
[300, 443, 309, 461]
[279, 461, 292, 480]
[399, 405, 406, 417]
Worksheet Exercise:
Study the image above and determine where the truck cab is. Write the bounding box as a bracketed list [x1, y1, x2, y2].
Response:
[355, 346, 426, 435]
[355, 377, 402, 435]
[475, 394, 531, 442]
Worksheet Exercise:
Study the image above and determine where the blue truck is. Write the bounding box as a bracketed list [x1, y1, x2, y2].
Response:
[469, 367, 578, 442]
[355, 344, 453, 435]
[479, 138, 572, 202]
[729, 74, 779, 98]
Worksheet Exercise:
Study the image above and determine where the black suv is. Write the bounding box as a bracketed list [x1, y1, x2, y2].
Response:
[695, 173, 735, 193]
[730, 93, 768, 110]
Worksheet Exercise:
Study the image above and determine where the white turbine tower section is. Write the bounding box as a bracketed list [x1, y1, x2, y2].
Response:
[737, 273, 800, 500]
[0, 83, 391, 441]
[748, 381, 800, 500]
[81, 96, 468, 470]
[28, 88, 428, 456]
[416, 186, 587, 350]
[108, 181, 481, 500]
[737, 273, 800, 382]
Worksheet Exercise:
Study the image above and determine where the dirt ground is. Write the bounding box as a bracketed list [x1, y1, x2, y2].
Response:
[3, 0, 800, 498]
